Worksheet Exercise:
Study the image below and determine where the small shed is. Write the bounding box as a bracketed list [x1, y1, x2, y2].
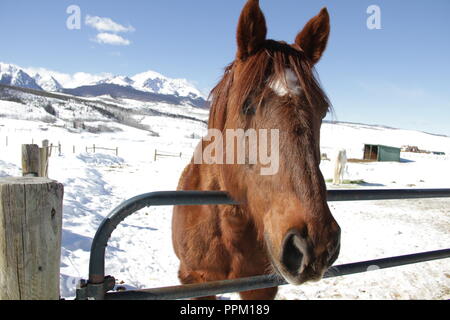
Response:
[363, 144, 401, 162]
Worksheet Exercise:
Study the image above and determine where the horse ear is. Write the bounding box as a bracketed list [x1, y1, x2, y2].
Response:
[236, 0, 267, 60]
[295, 8, 330, 65]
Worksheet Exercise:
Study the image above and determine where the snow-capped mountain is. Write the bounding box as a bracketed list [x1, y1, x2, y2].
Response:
[92, 71, 205, 100]
[64, 70, 208, 107]
[0, 63, 42, 90]
[0, 62, 208, 108]
[96, 75, 134, 87]
[131, 70, 204, 99]
[33, 73, 62, 92]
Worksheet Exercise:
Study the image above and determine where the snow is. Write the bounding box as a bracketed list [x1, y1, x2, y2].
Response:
[0, 100, 449, 300]
[0, 100, 50, 120]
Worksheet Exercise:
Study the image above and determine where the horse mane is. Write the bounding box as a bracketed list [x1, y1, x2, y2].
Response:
[207, 39, 331, 131]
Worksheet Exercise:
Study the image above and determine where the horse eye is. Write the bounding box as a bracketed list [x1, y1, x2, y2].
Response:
[243, 99, 256, 115]
[321, 106, 330, 119]
[294, 126, 304, 136]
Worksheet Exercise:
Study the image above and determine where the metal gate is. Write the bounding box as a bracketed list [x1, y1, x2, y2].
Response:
[76, 189, 450, 300]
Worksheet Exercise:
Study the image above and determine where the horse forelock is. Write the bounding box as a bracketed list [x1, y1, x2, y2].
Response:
[207, 39, 331, 132]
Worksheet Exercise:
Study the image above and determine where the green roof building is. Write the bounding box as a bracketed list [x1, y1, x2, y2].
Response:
[363, 144, 401, 162]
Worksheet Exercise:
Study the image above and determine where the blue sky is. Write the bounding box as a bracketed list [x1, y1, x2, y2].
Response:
[0, 0, 449, 136]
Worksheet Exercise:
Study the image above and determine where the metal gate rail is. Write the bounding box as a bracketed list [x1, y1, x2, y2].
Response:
[76, 189, 450, 300]
[104, 248, 450, 300]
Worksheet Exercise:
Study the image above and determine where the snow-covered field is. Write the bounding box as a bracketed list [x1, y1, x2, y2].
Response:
[0, 103, 449, 300]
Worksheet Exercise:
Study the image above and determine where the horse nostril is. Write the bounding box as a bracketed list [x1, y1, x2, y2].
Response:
[281, 231, 308, 275]
[282, 234, 302, 275]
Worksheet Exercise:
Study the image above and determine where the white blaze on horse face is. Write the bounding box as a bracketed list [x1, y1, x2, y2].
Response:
[269, 68, 302, 97]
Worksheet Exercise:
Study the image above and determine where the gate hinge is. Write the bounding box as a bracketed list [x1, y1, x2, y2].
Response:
[75, 276, 116, 300]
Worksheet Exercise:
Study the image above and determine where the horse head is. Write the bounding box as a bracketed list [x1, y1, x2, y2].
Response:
[206, 0, 341, 284]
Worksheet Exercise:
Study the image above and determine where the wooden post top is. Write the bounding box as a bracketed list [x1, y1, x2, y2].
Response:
[0, 177, 60, 185]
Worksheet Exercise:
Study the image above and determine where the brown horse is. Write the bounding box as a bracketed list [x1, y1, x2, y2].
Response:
[172, 0, 340, 300]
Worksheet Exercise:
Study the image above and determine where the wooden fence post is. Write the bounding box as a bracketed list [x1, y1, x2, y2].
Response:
[40, 140, 49, 178]
[22, 144, 50, 178]
[0, 177, 63, 300]
[22, 144, 40, 177]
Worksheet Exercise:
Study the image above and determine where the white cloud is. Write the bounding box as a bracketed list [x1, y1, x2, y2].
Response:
[85, 15, 135, 33]
[93, 33, 131, 46]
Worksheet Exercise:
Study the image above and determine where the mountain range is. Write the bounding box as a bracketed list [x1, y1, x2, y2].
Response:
[0, 62, 207, 108]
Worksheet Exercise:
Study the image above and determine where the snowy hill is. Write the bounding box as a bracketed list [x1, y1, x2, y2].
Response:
[0, 84, 207, 137]
[321, 121, 450, 160]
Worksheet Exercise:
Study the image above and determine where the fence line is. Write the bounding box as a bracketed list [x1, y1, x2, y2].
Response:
[1, 137, 120, 157]
[154, 149, 182, 161]
[86, 144, 119, 156]
[2, 137, 190, 164]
